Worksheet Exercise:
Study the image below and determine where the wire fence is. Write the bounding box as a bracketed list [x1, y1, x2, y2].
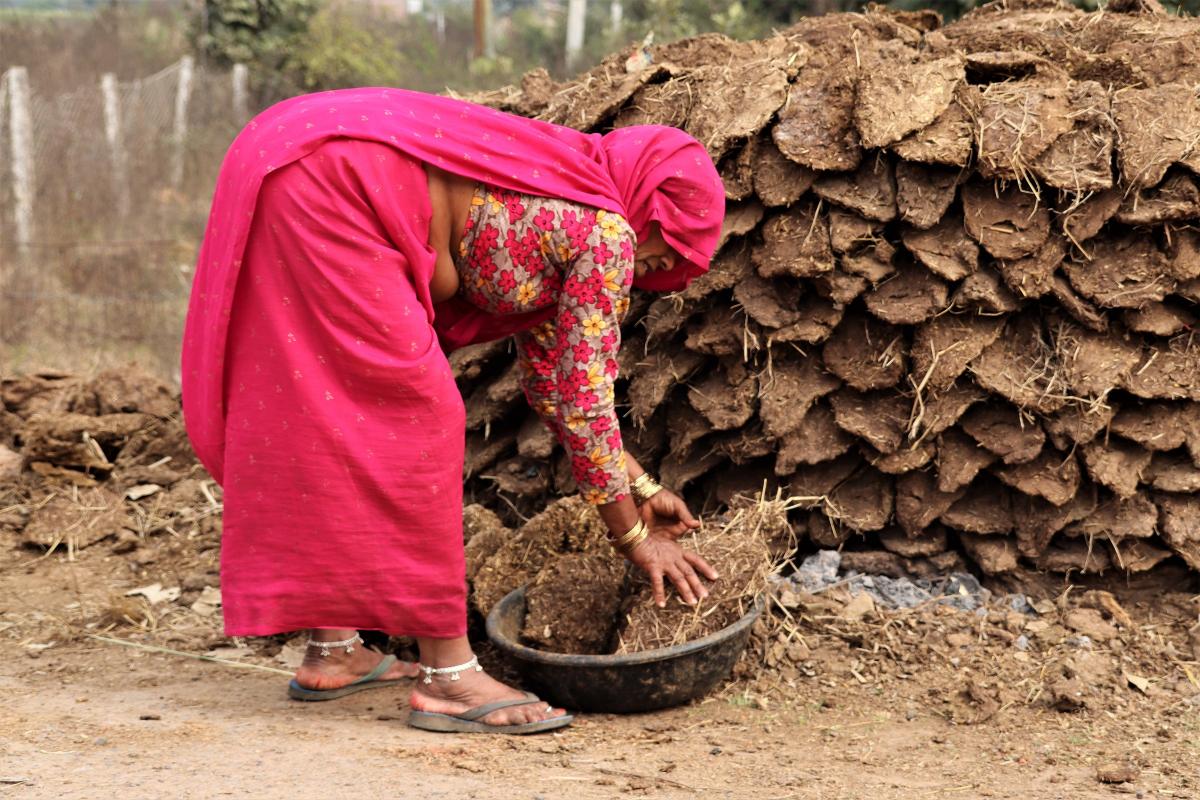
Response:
[0, 58, 250, 378]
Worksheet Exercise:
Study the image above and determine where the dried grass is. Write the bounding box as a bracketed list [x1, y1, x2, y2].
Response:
[614, 489, 804, 653]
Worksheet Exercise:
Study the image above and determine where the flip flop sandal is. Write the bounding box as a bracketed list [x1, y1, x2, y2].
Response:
[287, 654, 409, 701]
[407, 691, 574, 735]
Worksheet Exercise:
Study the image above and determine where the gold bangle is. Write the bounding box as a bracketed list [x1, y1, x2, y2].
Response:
[630, 473, 664, 505]
[612, 519, 648, 556]
[615, 519, 646, 548]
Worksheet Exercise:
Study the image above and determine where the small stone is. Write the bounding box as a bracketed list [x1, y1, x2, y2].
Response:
[1006, 594, 1035, 614]
[1048, 677, 1087, 711]
[946, 632, 973, 648]
[710, 747, 722, 755]
[1028, 598, 1054, 615]
[111, 529, 140, 554]
[181, 572, 211, 592]
[138, 714, 161, 721]
[93, 737, 108, 746]
[840, 592, 876, 622]
[1096, 763, 1140, 784]
[796, 550, 842, 592]
[1005, 612, 1028, 632]
[786, 642, 811, 662]
[1064, 608, 1118, 642]
[124, 483, 163, 501]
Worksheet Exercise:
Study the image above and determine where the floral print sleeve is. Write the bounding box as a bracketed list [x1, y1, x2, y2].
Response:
[519, 208, 636, 504]
[455, 185, 636, 505]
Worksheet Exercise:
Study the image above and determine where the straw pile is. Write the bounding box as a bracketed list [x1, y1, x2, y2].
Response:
[455, 0, 1200, 579]
[615, 492, 794, 652]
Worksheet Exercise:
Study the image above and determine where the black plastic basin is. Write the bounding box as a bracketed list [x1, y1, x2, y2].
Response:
[485, 586, 763, 713]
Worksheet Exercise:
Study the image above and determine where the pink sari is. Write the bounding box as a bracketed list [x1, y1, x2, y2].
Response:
[181, 88, 722, 637]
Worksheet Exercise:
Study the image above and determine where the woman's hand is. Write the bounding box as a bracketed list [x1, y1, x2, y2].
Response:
[639, 488, 702, 540]
[625, 528, 719, 608]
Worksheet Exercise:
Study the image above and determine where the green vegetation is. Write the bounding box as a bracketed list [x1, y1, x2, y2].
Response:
[196, 0, 320, 68]
[9, 0, 1200, 103]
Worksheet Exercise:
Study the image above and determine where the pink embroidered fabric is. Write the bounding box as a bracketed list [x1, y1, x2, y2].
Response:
[456, 185, 636, 503]
[178, 87, 724, 637]
[215, 140, 469, 637]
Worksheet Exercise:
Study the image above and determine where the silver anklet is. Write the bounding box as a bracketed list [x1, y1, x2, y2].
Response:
[417, 655, 483, 685]
[306, 633, 362, 657]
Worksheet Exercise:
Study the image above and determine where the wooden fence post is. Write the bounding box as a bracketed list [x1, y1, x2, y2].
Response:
[101, 73, 131, 220]
[6, 67, 35, 258]
[170, 56, 194, 189]
[232, 63, 248, 124]
[565, 0, 587, 70]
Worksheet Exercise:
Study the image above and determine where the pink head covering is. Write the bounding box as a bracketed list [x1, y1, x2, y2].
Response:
[602, 126, 725, 292]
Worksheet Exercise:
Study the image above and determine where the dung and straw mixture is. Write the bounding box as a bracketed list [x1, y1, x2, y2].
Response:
[468, 492, 798, 654]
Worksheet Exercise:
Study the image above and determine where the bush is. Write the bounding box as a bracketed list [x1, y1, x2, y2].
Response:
[285, 5, 411, 90]
[197, 0, 319, 68]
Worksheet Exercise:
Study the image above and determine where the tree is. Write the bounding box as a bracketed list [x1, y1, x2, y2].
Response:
[196, 0, 319, 68]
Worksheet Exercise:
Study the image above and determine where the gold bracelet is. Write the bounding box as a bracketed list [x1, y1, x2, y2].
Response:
[630, 472, 664, 505]
[615, 519, 647, 549]
[611, 519, 648, 556]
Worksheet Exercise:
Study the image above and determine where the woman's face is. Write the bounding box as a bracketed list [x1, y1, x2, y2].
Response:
[633, 223, 679, 279]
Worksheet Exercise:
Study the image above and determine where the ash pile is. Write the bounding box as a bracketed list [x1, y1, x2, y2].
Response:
[455, 0, 1200, 582]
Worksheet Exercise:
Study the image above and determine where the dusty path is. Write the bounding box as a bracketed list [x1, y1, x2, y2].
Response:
[0, 645, 1148, 800]
[2, 518, 1198, 798]
[3, 630, 1194, 797]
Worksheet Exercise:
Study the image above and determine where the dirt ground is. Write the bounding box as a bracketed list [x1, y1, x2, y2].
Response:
[3, 531, 1199, 800]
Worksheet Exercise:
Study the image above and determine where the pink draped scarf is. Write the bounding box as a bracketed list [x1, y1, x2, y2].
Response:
[181, 88, 723, 484]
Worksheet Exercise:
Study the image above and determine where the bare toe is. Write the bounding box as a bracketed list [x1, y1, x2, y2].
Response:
[411, 669, 567, 729]
[385, 659, 421, 681]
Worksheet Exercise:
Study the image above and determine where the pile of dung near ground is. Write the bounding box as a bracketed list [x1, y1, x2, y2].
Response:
[468, 496, 611, 617]
[453, 0, 1200, 583]
[0, 369, 220, 563]
[0, 367, 226, 635]
[737, 567, 1200, 728]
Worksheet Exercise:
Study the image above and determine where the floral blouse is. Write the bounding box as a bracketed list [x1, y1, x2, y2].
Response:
[455, 185, 636, 504]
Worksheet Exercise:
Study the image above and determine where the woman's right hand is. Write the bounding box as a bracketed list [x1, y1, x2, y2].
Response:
[624, 527, 719, 608]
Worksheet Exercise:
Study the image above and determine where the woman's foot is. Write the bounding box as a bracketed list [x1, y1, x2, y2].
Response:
[293, 632, 420, 691]
[409, 669, 567, 727]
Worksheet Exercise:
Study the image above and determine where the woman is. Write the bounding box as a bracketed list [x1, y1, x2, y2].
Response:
[181, 87, 725, 734]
